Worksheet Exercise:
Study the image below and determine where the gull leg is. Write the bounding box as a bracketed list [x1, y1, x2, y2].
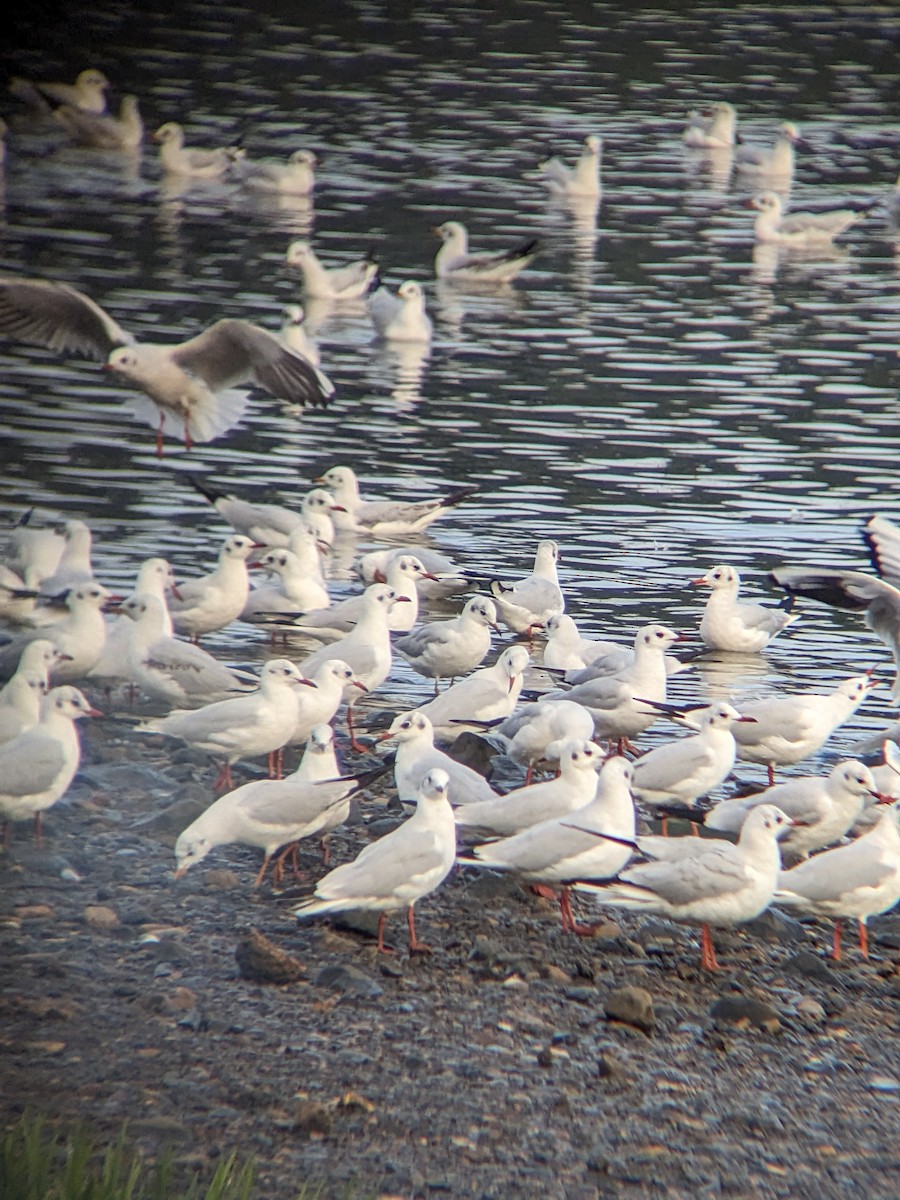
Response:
[831, 919, 842, 962]
[407, 905, 433, 954]
[767, 763, 776, 787]
[376, 912, 397, 955]
[700, 924, 720, 971]
[347, 706, 367, 754]
[660, 814, 669, 837]
[857, 919, 868, 959]
[525, 764, 534, 786]
[155, 412, 166, 458]
[253, 854, 273, 888]
[213, 761, 234, 791]
[33, 812, 44, 849]
[268, 748, 284, 779]
[183, 421, 194, 452]
[320, 837, 331, 865]
[560, 885, 599, 936]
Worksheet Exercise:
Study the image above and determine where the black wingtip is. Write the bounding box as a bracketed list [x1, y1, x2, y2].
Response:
[187, 475, 224, 505]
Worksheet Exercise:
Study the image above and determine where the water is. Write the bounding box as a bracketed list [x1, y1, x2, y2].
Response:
[2, 2, 899, 753]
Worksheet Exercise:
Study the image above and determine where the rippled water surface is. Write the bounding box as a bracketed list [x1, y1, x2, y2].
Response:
[2, 2, 900, 750]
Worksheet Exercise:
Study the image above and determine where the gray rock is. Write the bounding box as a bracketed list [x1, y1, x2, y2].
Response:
[709, 996, 781, 1032]
[605, 985, 655, 1032]
[314, 963, 383, 998]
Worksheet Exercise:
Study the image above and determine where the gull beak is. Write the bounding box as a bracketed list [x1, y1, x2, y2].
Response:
[375, 729, 394, 742]
[874, 793, 896, 805]
[421, 572, 441, 582]
[296, 677, 318, 688]
[691, 576, 710, 586]
[331, 504, 347, 513]
[86, 706, 104, 718]
[173, 865, 188, 880]
[736, 715, 758, 723]
[373, 569, 387, 583]
[352, 680, 369, 692]
[394, 594, 412, 603]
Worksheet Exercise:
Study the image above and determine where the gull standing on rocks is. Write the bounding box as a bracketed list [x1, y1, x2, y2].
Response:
[117, 593, 256, 707]
[539, 134, 602, 198]
[774, 798, 900, 960]
[289, 659, 365, 749]
[296, 585, 408, 751]
[771, 515, 900, 701]
[0, 686, 101, 847]
[0, 277, 334, 456]
[369, 281, 433, 342]
[174, 770, 369, 886]
[378, 710, 500, 807]
[285, 240, 380, 301]
[693, 564, 798, 652]
[478, 698, 596, 783]
[462, 756, 635, 933]
[433, 221, 538, 284]
[576, 805, 793, 970]
[0, 583, 111, 683]
[750, 191, 871, 247]
[294, 767, 457, 953]
[0, 669, 47, 746]
[394, 595, 499, 693]
[316, 465, 478, 537]
[413, 644, 530, 739]
[705, 759, 887, 860]
[489, 540, 564, 636]
[454, 738, 605, 839]
[88, 557, 177, 688]
[136, 659, 312, 790]
[154, 121, 243, 179]
[296, 723, 340, 783]
[169, 534, 257, 641]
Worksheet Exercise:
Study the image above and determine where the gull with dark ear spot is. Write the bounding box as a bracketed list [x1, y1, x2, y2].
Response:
[434, 221, 538, 285]
[154, 121, 243, 179]
[369, 281, 433, 342]
[771, 515, 900, 701]
[0, 276, 335, 456]
[10, 68, 109, 116]
[750, 190, 873, 247]
[285, 240, 380, 300]
[693, 563, 798, 652]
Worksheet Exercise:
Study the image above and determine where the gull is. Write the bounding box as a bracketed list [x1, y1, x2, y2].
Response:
[88, 557, 177, 687]
[32, 518, 94, 598]
[377, 710, 500, 807]
[544, 625, 681, 750]
[541, 614, 623, 672]
[54, 94, 143, 150]
[454, 738, 605, 839]
[296, 723, 340, 782]
[285, 239, 380, 300]
[0, 277, 335, 456]
[539, 134, 602, 198]
[868, 741, 900, 806]
[489, 539, 564, 635]
[188, 474, 308, 547]
[751, 190, 871, 247]
[4, 514, 65, 587]
[433, 221, 538, 284]
[296, 585, 408, 751]
[117, 592, 256, 707]
[478, 698, 596, 783]
[394, 595, 499, 694]
[693, 563, 798, 652]
[630, 703, 753, 822]
[300, 489, 337, 546]
[280, 304, 320, 366]
[462, 756, 636, 934]
[357, 546, 467, 599]
[413, 644, 530, 740]
[294, 767, 457, 954]
[576, 804, 794, 970]
[137, 658, 312, 790]
[316, 464, 478, 537]
[683, 102, 737, 149]
[771, 515, 900, 701]
[705, 759, 886, 861]
[774, 798, 900, 961]
[368, 281, 433, 343]
[734, 121, 805, 183]
[283, 555, 436, 638]
[0, 562, 39, 624]
[10, 68, 109, 115]
[0, 669, 47, 746]
[169, 534, 257, 641]
[0, 686, 101, 848]
[235, 148, 316, 196]
[154, 121, 243, 179]
[241, 546, 330, 623]
[0, 583, 111, 683]
[174, 770, 368, 886]
[290, 659, 365, 748]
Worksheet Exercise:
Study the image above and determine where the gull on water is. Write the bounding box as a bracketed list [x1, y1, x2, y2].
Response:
[169, 534, 257, 642]
[541, 613, 624, 672]
[378, 710, 500, 808]
[489, 539, 564, 635]
[369, 281, 433, 343]
[241, 546, 330, 623]
[188, 474, 309, 547]
[683, 102, 737, 149]
[33, 518, 95, 598]
[0, 277, 335, 456]
[539, 134, 602, 198]
[751, 191, 872, 247]
[154, 121, 243, 179]
[54, 95, 143, 150]
[734, 121, 805, 183]
[294, 767, 457, 954]
[693, 563, 798, 652]
[316, 464, 478, 537]
[0, 686, 101, 847]
[88, 557, 177, 688]
[774, 798, 900, 961]
[284, 555, 436, 638]
[395, 595, 499, 693]
[576, 805, 794, 970]
[413, 644, 530, 740]
[10, 68, 109, 115]
[137, 659, 312, 790]
[235, 148, 316, 196]
[0, 583, 112, 684]
[285, 240, 380, 301]
[289, 659, 364, 749]
[705, 759, 887, 861]
[454, 738, 604, 840]
[357, 545, 467, 599]
[462, 756, 635, 934]
[433, 220, 538, 285]
[772, 515, 900, 701]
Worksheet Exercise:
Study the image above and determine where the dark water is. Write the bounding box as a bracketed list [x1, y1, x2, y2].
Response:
[2, 2, 899, 751]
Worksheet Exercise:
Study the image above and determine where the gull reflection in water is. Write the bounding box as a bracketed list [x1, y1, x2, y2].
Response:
[432, 279, 526, 340]
[546, 193, 601, 297]
[683, 145, 734, 197]
[371, 339, 431, 410]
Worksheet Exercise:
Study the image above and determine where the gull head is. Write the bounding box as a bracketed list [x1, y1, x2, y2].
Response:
[419, 767, 450, 805]
[381, 711, 432, 744]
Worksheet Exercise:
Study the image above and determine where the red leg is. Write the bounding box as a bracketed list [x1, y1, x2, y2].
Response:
[347, 706, 367, 754]
[407, 905, 433, 954]
[525, 764, 534, 786]
[831, 919, 842, 961]
[155, 412, 166, 458]
[213, 762, 234, 791]
[253, 854, 272, 888]
[376, 912, 397, 955]
[690, 821, 700, 836]
[559, 885, 598, 936]
[268, 749, 283, 779]
[700, 924, 719, 971]
[858, 919, 868, 959]
[530, 883, 558, 901]
[767, 763, 776, 786]
[660, 814, 669, 837]
[33, 812, 44, 849]
[320, 837, 331, 865]
[183, 421, 193, 452]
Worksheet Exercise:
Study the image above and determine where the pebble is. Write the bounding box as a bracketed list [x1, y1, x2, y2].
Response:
[794, 997, 827, 1026]
[235, 929, 306, 984]
[709, 996, 781, 1032]
[82, 905, 120, 929]
[868, 1074, 900, 1092]
[314, 963, 383, 998]
[785, 950, 833, 980]
[605, 986, 655, 1033]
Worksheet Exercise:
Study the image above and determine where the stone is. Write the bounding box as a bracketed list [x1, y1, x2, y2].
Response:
[314, 963, 383, 998]
[82, 905, 120, 929]
[709, 996, 781, 1032]
[785, 950, 833, 980]
[133, 796, 207, 837]
[795, 997, 827, 1026]
[605, 985, 655, 1033]
[235, 929, 305, 984]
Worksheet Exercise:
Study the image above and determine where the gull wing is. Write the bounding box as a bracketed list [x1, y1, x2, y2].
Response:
[0, 277, 131, 358]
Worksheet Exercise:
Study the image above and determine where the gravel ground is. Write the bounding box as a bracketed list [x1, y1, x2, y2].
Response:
[2, 714, 900, 1200]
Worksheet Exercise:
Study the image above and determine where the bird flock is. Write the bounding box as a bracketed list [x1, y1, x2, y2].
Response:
[2, 70, 900, 974]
